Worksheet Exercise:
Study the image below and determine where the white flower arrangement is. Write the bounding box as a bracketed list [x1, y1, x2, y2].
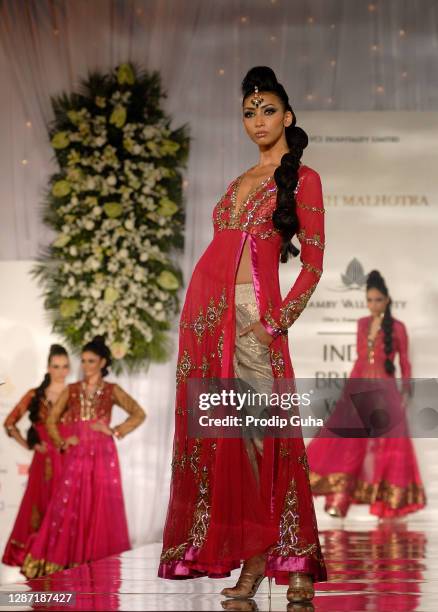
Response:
[33, 63, 190, 371]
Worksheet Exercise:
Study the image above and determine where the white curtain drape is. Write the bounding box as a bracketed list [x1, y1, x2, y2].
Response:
[0, 0, 437, 548]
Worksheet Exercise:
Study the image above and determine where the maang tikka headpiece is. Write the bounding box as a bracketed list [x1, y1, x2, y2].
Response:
[250, 85, 264, 108]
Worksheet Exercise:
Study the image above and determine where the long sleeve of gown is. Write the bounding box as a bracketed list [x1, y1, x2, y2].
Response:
[46, 387, 69, 448]
[260, 169, 325, 337]
[112, 384, 146, 438]
[396, 322, 412, 394]
[3, 389, 34, 437]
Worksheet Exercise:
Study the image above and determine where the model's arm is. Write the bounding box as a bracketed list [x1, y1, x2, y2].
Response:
[111, 384, 147, 439]
[396, 322, 412, 395]
[46, 387, 70, 448]
[260, 169, 325, 337]
[3, 389, 34, 449]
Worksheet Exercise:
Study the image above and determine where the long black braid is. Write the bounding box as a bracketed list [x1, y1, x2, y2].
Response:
[27, 344, 68, 449]
[366, 270, 395, 375]
[241, 66, 309, 263]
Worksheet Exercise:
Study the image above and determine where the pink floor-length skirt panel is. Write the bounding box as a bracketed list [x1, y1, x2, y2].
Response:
[2, 423, 67, 566]
[23, 421, 130, 576]
[307, 374, 426, 517]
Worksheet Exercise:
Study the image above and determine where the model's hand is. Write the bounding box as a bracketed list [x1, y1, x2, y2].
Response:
[34, 441, 48, 454]
[401, 390, 410, 410]
[239, 321, 273, 347]
[90, 420, 113, 436]
[64, 435, 79, 448]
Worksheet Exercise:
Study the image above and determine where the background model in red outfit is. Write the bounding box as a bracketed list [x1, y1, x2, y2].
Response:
[2, 345, 70, 566]
[158, 66, 327, 604]
[307, 270, 426, 519]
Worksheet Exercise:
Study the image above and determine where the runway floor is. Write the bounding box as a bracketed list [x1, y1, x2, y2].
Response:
[0, 511, 436, 611]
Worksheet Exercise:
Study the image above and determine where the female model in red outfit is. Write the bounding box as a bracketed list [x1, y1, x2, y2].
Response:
[2, 344, 69, 566]
[22, 336, 147, 578]
[307, 270, 426, 518]
[158, 66, 327, 603]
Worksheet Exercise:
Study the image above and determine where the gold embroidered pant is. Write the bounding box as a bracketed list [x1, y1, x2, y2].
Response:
[233, 282, 274, 480]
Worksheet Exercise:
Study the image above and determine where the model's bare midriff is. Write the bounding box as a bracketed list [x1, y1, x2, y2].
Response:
[235, 240, 253, 284]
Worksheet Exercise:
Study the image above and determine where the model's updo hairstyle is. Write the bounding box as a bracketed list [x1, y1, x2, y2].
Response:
[366, 270, 395, 375]
[27, 344, 69, 449]
[241, 66, 309, 263]
[82, 335, 112, 377]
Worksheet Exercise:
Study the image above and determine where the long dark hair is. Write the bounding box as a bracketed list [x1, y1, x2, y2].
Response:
[27, 344, 69, 449]
[366, 270, 395, 375]
[82, 335, 112, 377]
[241, 66, 308, 263]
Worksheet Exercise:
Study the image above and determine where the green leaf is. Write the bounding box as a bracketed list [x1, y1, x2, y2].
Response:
[52, 180, 71, 197]
[117, 63, 136, 85]
[51, 131, 70, 149]
[103, 202, 123, 218]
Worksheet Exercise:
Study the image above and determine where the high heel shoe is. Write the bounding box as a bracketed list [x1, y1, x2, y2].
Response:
[326, 505, 345, 518]
[221, 554, 266, 599]
[286, 572, 315, 603]
[325, 493, 348, 518]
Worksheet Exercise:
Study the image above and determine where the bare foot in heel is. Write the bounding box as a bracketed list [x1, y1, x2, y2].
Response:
[220, 554, 266, 599]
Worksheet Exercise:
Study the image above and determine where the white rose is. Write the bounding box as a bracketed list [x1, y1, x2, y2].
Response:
[92, 206, 102, 217]
[140, 252, 149, 262]
[107, 175, 117, 186]
[118, 248, 129, 259]
[90, 288, 101, 299]
[84, 220, 95, 230]
[124, 219, 134, 231]
[69, 246, 78, 256]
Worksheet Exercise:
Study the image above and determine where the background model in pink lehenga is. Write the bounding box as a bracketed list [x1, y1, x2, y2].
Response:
[2, 344, 70, 566]
[22, 335, 147, 578]
[307, 270, 426, 519]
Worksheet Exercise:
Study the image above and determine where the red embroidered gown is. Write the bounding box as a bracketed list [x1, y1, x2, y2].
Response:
[158, 164, 327, 585]
[2, 390, 67, 566]
[307, 316, 426, 517]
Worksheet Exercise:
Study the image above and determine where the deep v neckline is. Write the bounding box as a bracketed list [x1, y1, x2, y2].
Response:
[367, 316, 382, 344]
[230, 172, 274, 218]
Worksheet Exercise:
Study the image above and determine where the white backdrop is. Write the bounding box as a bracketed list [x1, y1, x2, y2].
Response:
[0, 0, 437, 584]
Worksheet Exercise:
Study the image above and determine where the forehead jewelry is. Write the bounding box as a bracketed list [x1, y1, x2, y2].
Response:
[250, 85, 264, 108]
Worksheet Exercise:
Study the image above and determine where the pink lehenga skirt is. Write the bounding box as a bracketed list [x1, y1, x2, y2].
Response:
[307, 377, 426, 518]
[22, 421, 131, 577]
[2, 423, 66, 566]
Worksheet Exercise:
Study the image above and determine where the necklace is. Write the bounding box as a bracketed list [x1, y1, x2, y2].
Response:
[79, 381, 104, 421]
[367, 317, 382, 364]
